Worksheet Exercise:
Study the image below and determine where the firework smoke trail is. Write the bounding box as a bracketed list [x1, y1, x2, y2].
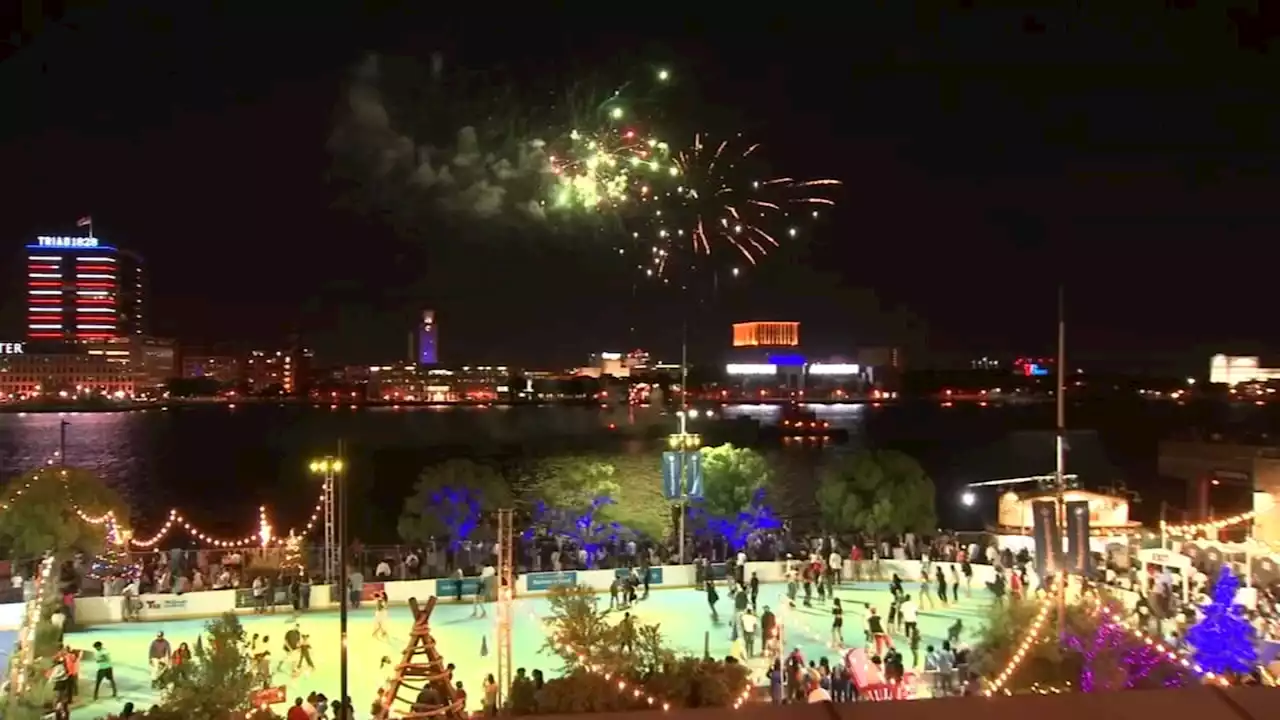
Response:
[630, 132, 843, 281]
[328, 54, 556, 221]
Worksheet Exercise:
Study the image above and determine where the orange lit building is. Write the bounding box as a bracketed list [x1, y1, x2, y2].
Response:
[0, 351, 135, 399]
[732, 322, 800, 348]
[368, 365, 510, 402]
[244, 348, 313, 395]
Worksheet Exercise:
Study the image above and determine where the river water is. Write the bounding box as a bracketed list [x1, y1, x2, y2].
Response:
[0, 399, 1271, 542]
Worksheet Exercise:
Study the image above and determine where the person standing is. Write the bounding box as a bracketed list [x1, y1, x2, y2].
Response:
[950, 565, 961, 603]
[901, 596, 919, 642]
[148, 632, 171, 683]
[619, 612, 636, 655]
[91, 641, 117, 700]
[749, 572, 760, 611]
[741, 608, 758, 657]
[483, 674, 499, 716]
[866, 607, 888, 657]
[705, 580, 720, 622]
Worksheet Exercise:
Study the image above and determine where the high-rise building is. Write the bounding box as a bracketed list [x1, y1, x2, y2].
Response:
[409, 310, 437, 365]
[26, 235, 144, 342]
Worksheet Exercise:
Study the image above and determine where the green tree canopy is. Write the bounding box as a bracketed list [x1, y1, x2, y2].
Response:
[697, 444, 772, 518]
[0, 466, 129, 559]
[397, 459, 512, 545]
[530, 455, 672, 539]
[815, 449, 935, 537]
[154, 613, 260, 716]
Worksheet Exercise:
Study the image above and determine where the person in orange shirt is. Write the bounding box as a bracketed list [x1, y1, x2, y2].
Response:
[61, 646, 81, 702]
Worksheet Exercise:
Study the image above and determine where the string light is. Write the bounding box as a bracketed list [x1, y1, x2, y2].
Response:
[1085, 596, 1231, 687]
[983, 575, 1060, 696]
[516, 604, 752, 711]
[1162, 512, 1256, 537]
[0, 465, 326, 549]
[11, 555, 54, 694]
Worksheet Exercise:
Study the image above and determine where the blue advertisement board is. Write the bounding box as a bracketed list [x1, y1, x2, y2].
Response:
[526, 571, 578, 592]
[661, 452, 683, 499]
[614, 567, 664, 585]
[435, 577, 485, 598]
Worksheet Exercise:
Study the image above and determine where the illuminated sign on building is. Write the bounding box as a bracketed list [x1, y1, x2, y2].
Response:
[808, 363, 860, 375]
[726, 364, 778, 375]
[36, 236, 100, 249]
[0, 343, 25, 355]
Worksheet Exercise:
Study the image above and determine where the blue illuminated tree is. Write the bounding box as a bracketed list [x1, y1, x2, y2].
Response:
[397, 459, 512, 548]
[688, 489, 781, 551]
[526, 496, 631, 567]
[1186, 566, 1258, 675]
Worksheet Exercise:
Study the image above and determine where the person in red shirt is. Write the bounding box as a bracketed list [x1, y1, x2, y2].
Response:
[286, 697, 309, 720]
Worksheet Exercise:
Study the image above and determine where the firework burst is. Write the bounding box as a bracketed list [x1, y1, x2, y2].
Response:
[632, 132, 842, 281]
[546, 127, 676, 212]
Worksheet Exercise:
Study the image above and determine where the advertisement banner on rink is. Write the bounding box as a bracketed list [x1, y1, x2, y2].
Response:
[234, 587, 289, 610]
[435, 577, 485, 599]
[526, 571, 577, 592]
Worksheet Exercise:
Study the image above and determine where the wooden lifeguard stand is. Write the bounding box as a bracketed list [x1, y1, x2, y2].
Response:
[373, 596, 466, 719]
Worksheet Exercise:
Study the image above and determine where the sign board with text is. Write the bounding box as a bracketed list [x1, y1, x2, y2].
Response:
[0, 343, 23, 355]
[435, 577, 484, 598]
[36, 236, 100, 249]
[526, 571, 577, 592]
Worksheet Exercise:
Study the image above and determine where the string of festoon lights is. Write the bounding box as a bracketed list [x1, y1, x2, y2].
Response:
[1161, 511, 1257, 538]
[10, 555, 54, 695]
[9, 465, 326, 549]
[985, 579, 1233, 696]
[512, 603, 754, 711]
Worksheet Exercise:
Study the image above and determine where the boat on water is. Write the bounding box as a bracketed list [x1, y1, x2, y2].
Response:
[763, 403, 849, 443]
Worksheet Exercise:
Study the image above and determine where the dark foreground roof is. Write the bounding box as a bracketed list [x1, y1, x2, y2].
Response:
[533, 687, 1276, 720]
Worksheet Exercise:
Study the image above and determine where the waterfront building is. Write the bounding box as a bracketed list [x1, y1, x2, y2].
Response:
[26, 234, 145, 342]
[0, 350, 135, 399]
[367, 364, 511, 402]
[244, 347, 313, 395]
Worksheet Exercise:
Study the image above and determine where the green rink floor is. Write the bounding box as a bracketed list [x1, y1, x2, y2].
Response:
[61, 581, 993, 716]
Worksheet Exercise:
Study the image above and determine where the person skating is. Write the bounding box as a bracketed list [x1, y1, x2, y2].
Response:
[830, 598, 844, 648]
[705, 580, 720, 622]
[296, 632, 315, 675]
[280, 623, 302, 673]
[749, 572, 760, 612]
[935, 566, 948, 606]
[802, 569, 813, 608]
[91, 641, 117, 700]
[786, 572, 799, 609]
[866, 607, 889, 656]
[950, 565, 961, 603]
[741, 608, 758, 657]
[901, 595, 918, 641]
[918, 572, 934, 610]
[373, 592, 390, 640]
[619, 612, 636, 654]
[609, 577, 621, 610]
[760, 605, 778, 658]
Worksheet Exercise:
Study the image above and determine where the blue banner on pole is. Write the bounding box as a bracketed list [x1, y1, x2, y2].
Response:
[1064, 500, 1092, 575]
[1031, 500, 1063, 580]
[661, 451, 683, 499]
[686, 451, 704, 497]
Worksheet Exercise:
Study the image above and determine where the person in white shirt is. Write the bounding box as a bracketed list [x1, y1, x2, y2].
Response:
[473, 564, 496, 618]
[740, 609, 758, 656]
[806, 683, 831, 703]
[900, 597, 918, 639]
[375, 560, 392, 579]
[828, 551, 842, 585]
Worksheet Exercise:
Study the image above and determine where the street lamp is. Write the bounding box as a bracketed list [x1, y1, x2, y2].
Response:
[308, 457, 343, 584]
[309, 454, 348, 713]
[960, 491, 976, 507]
[667, 432, 703, 563]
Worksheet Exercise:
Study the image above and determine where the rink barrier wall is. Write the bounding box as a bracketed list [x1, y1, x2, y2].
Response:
[0, 601, 26, 631]
[70, 558, 1048, 626]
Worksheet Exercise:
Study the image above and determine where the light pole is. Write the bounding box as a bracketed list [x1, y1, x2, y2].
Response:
[668, 428, 702, 564]
[308, 457, 343, 585]
[309, 453, 348, 713]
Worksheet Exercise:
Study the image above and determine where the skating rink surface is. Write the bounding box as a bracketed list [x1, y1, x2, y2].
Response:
[65, 581, 994, 716]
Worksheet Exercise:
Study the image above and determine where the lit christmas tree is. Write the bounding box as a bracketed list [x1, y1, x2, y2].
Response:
[90, 519, 135, 581]
[1186, 565, 1258, 675]
[282, 530, 306, 578]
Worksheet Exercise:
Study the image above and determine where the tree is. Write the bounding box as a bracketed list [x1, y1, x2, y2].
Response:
[280, 531, 305, 578]
[1186, 565, 1258, 675]
[696, 445, 772, 519]
[397, 459, 512, 547]
[154, 613, 260, 716]
[529, 456, 671, 540]
[814, 449, 935, 537]
[0, 467, 129, 559]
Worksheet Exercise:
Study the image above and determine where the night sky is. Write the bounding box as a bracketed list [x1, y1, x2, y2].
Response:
[2, 3, 1278, 371]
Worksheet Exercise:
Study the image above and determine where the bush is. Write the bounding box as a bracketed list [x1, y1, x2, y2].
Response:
[516, 584, 751, 714]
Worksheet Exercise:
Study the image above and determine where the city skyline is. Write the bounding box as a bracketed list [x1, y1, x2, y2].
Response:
[3, 6, 1279, 368]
